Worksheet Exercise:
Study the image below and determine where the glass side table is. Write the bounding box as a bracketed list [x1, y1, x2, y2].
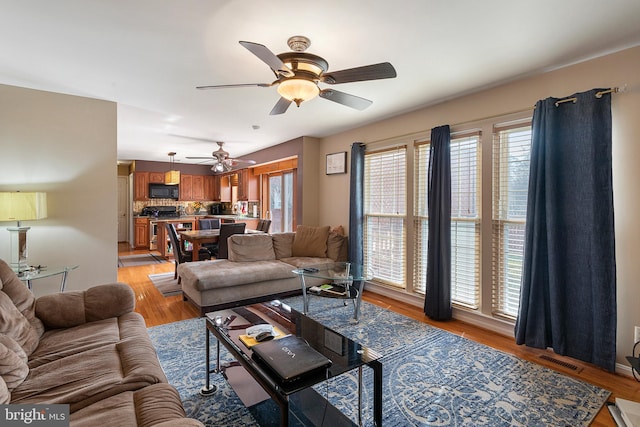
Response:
[292, 262, 369, 322]
[18, 265, 79, 292]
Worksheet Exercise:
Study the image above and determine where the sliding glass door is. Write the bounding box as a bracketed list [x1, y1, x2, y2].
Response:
[267, 171, 294, 232]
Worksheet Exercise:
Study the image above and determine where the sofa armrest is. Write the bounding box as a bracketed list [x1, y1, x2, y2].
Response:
[35, 283, 135, 329]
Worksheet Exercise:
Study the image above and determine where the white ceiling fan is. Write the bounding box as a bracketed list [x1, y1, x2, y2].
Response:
[186, 141, 256, 173]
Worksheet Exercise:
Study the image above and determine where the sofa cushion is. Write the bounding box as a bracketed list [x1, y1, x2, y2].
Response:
[12, 312, 167, 412]
[35, 283, 135, 329]
[180, 260, 296, 291]
[228, 234, 276, 262]
[28, 313, 142, 369]
[0, 340, 28, 392]
[292, 225, 330, 258]
[0, 334, 27, 364]
[272, 232, 295, 259]
[70, 384, 202, 427]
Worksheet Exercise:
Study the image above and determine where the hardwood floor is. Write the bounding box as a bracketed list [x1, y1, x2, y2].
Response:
[118, 243, 638, 426]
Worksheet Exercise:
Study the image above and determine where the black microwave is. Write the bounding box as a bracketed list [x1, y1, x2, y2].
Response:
[149, 183, 179, 199]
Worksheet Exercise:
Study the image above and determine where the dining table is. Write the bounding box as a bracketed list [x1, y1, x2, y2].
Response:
[179, 228, 262, 261]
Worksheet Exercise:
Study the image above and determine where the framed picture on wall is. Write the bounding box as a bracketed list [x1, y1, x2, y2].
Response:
[326, 151, 347, 175]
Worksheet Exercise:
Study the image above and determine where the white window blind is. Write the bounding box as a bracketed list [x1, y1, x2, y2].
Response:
[450, 133, 481, 308]
[364, 147, 406, 288]
[492, 123, 532, 318]
[413, 141, 430, 293]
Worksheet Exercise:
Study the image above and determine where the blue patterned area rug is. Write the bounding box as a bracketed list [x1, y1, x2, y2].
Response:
[148, 297, 609, 426]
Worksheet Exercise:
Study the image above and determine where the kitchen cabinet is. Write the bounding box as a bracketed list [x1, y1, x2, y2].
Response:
[204, 175, 219, 201]
[134, 217, 149, 248]
[219, 175, 232, 202]
[149, 172, 165, 183]
[180, 174, 209, 201]
[179, 174, 193, 200]
[236, 169, 259, 201]
[191, 175, 205, 200]
[134, 172, 149, 201]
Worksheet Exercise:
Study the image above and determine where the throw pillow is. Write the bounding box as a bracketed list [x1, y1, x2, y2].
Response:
[291, 225, 330, 258]
[327, 231, 348, 261]
[271, 232, 295, 259]
[228, 234, 276, 262]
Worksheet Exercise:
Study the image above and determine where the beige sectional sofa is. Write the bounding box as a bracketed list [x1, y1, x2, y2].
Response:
[179, 226, 348, 315]
[0, 259, 203, 427]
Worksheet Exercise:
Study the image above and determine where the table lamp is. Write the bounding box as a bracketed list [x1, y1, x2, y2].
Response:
[0, 192, 47, 273]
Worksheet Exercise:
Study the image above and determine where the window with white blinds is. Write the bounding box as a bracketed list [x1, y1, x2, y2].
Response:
[412, 134, 480, 308]
[492, 123, 532, 318]
[364, 147, 406, 288]
[413, 142, 430, 293]
[450, 133, 481, 308]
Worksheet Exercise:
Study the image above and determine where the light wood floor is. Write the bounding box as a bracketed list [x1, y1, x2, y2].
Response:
[118, 243, 638, 426]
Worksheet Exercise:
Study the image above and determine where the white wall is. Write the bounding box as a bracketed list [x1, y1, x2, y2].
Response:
[318, 46, 640, 369]
[0, 84, 117, 295]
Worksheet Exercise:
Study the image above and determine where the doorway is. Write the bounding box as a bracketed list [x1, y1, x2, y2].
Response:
[117, 176, 129, 243]
[267, 171, 295, 233]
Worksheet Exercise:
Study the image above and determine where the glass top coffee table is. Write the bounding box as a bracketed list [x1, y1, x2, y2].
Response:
[292, 262, 368, 322]
[202, 300, 382, 426]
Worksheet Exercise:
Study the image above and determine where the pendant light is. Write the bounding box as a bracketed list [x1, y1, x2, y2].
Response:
[165, 152, 180, 185]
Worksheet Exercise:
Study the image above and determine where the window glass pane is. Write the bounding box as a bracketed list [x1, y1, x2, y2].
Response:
[413, 142, 430, 293]
[492, 125, 532, 318]
[364, 147, 406, 288]
[450, 134, 480, 308]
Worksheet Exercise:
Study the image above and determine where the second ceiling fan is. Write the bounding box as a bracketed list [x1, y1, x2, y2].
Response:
[197, 35, 397, 115]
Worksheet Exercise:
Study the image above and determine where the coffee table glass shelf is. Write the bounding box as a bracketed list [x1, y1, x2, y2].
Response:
[292, 262, 369, 322]
[202, 300, 383, 427]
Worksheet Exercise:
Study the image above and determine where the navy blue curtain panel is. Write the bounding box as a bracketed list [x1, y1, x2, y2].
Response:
[349, 143, 366, 279]
[424, 125, 452, 320]
[515, 89, 616, 371]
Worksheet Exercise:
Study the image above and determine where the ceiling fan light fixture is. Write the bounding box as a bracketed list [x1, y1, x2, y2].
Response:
[165, 152, 180, 185]
[277, 78, 319, 106]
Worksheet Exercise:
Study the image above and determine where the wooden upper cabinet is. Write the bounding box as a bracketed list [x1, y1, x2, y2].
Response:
[179, 174, 193, 201]
[237, 169, 259, 201]
[149, 172, 165, 183]
[134, 172, 149, 201]
[204, 175, 219, 201]
[219, 174, 232, 202]
[191, 175, 205, 200]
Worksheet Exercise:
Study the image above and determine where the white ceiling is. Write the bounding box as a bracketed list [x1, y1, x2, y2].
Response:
[2, 1, 640, 165]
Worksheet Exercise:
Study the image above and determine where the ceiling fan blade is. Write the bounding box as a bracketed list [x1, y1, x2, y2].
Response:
[185, 156, 217, 159]
[196, 83, 271, 90]
[269, 97, 293, 115]
[319, 89, 373, 110]
[230, 158, 257, 165]
[321, 62, 397, 84]
[239, 41, 295, 78]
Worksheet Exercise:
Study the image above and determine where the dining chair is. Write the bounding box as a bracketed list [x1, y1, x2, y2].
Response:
[165, 223, 211, 283]
[198, 218, 221, 230]
[212, 222, 246, 259]
[198, 218, 221, 252]
[258, 219, 271, 233]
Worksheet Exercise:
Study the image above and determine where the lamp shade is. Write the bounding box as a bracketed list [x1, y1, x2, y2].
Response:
[0, 192, 47, 221]
[277, 79, 319, 106]
[165, 170, 180, 185]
